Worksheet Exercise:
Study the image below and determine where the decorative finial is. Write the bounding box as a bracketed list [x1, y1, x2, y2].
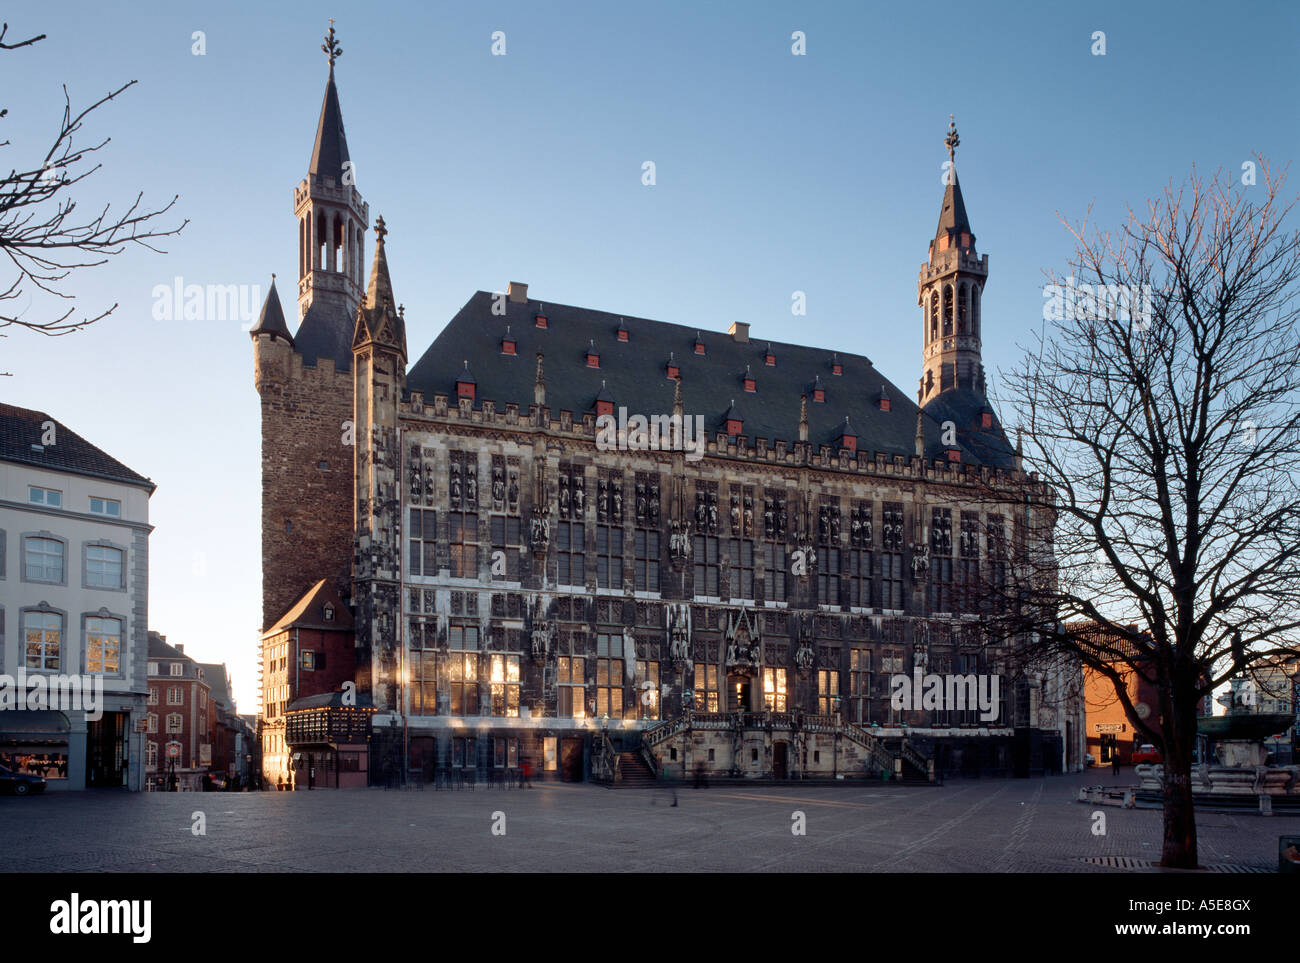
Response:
[398, 304, 405, 318]
[271, 273, 276, 281]
[374, 215, 387, 243]
[322, 21, 343, 68]
[945, 114, 959, 166]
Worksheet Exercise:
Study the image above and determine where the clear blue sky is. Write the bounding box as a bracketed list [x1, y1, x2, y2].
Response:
[3, 0, 1296, 711]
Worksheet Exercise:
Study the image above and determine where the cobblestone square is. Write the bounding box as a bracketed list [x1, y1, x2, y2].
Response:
[4, 771, 1293, 873]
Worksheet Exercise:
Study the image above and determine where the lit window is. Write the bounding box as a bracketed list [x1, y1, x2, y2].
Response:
[85, 617, 121, 674]
[23, 610, 61, 670]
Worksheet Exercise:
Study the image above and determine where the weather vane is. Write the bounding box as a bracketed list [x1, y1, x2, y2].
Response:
[945, 114, 960, 165]
[322, 19, 342, 67]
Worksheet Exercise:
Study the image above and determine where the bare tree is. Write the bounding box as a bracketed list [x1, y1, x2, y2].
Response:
[993, 156, 1300, 868]
[0, 22, 187, 337]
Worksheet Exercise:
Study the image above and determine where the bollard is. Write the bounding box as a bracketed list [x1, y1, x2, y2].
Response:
[1259, 794, 1272, 817]
[1123, 789, 1136, 808]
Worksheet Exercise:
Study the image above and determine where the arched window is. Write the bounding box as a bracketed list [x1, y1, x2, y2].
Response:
[942, 285, 953, 337]
[958, 282, 969, 334]
[973, 284, 981, 337]
[929, 291, 938, 343]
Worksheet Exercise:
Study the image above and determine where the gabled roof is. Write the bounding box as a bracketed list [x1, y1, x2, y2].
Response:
[266, 579, 354, 635]
[198, 663, 233, 708]
[308, 67, 351, 184]
[406, 292, 1012, 466]
[0, 404, 155, 491]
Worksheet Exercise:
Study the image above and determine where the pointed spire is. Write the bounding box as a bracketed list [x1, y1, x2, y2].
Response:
[365, 216, 395, 310]
[534, 351, 546, 407]
[309, 22, 351, 183]
[1014, 431, 1023, 471]
[250, 275, 293, 344]
[935, 116, 972, 242]
[798, 394, 809, 442]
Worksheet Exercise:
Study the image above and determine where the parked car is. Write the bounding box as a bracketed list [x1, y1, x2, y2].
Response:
[0, 764, 47, 795]
[1131, 744, 1163, 765]
[1084, 752, 1096, 767]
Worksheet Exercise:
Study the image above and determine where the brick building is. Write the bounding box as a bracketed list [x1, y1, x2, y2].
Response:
[251, 31, 1083, 785]
[145, 633, 211, 791]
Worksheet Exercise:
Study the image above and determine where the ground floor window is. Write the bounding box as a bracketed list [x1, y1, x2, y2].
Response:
[543, 736, 557, 771]
[493, 737, 519, 768]
[763, 667, 787, 712]
[817, 669, 840, 714]
[452, 737, 477, 769]
[694, 662, 719, 712]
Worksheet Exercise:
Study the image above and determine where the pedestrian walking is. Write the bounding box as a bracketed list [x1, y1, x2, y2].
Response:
[1111, 752, 1121, 776]
[521, 758, 533, 788]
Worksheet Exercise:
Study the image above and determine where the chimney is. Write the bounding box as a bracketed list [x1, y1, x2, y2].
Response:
[507, 281, 529, 303]
[175, 644, 184, 654]
[728, 321, 750, 343]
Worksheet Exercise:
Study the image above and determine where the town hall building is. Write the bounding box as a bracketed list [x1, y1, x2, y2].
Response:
[251, 28, 1084, 788]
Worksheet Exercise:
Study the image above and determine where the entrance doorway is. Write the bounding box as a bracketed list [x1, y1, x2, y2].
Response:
[728, 676, 751, 712]
[773, 741, 788, 779]
[87, 712, 126, 787]
[560, 738, 584, 782]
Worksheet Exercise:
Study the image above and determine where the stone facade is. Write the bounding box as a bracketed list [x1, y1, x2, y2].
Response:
[252, 40, 1086, 784]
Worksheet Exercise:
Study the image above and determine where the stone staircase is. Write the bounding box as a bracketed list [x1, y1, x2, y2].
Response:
[616, 752, 658, 787]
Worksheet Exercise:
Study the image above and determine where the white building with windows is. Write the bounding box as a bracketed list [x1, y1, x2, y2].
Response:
[0, 403, 155, 790]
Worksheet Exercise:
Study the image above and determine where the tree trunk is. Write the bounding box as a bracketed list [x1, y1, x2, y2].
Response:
[1160, 758, 1198, 868]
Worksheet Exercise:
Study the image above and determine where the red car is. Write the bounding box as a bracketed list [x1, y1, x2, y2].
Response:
[1131, 744, 1162, 765]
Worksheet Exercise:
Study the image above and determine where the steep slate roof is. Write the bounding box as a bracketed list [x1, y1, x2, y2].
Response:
[406, 293, 1014, 468]
[198, 663, 233, 709]
[921, 386, 1016, 467]
[288, 690, 375, 712]
[308, 66, 351, 184]
[267, 579, 355, 634]
[294, 300, 355, 373]
[935, 170, 973, 241]
[0, 404, 155, 490]
[249, 277, 292, 343]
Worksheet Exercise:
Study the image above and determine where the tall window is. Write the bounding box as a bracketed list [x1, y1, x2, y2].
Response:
[694, 662, 719, 712]
[595, 634, 624, 719]
[409, 508, 437, 576]
[558, 653, 586, 718]
[817, 547, 841, 606]
[957, 511, 980, 613]
[557, 521, 585, 586]
[634, 529, 660, 593]
[986, 515, 1008, 614]
[147, 687, 158, 706]
[880, 503, 904, 612]
[596, 525, 623, 589]
[490, 515, 522, 581]
[449, 511, 479, 579]
[929, 508, 954, 613]
[693, 535, 720, 597]
[23, 610, 61, 670]
[637, 660, 659, 720]
[488, 653, 520, 716]
[764, 543, 786, 602]
[727, 538, 755, 599]
[817, 669, 840, 714]
[410, 615, 438, 715]
[452, 737, 477, 769]
[147, 714, 157, 734]
[849, 649, 871, 723]
[447, 625, 480, 715]
[846, 549, 871, 607]
[146, 741, 158, 769]
[166, 713, 183, 734]
[167, 686, 183, 705]
[85, 617, 121, 674]
[24, 537, 64, 582]
[762, 667, 787, 711]
[86, 545, 124, 589]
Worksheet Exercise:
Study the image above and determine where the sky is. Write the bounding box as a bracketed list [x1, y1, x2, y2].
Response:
[2, 0, 1296, 712]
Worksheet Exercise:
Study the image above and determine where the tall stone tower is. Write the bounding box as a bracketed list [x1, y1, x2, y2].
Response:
[351, 217, 407, 707]
[250, 25, 364, 631]
[917, 117, 988, 406]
